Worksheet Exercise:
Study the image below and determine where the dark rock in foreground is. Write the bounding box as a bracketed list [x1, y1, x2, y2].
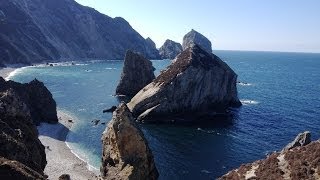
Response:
[0, 89, 46, 177]
[159, 39, 183, 59]
[182, 29, 212, 54]
[127, 44, 241, 122]
[116, 50, 156, 96]
[0, 77, 58, 125]
[220, 132, 320, 180]
[101, 103, 158, 180]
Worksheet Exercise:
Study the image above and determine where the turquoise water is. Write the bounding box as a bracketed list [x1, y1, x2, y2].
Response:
[10, 51, 320, 179]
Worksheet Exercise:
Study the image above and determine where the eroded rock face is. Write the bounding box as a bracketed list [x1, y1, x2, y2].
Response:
[283, 131, 311, 151]
[220, 133, 320, 180]
[127, 44, 241, 122]
[182, 29, 212, 54]
[0, 77, 58, 125]
[159, 39, 183, 59]
[116, 50, 156, 96]
[101, 103, 158, 180]
[0, 89, 46, 176]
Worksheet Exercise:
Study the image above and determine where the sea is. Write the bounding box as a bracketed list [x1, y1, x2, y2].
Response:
[8, 50, 320, 179]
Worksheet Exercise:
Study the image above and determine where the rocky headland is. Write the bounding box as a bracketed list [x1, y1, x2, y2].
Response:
[116, 50, 156, 96]
[159, 39, 183, 59]
[182, 29, 212, 54]
[0, 0, 160, 66]
[101, 103, 158, 180]
[127, 44, 241, 122]
[220, 131, 320, 180]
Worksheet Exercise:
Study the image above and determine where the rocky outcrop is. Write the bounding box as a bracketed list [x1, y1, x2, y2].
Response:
[127, 44, 241, 122]
[220, 132, 320, 180]
[283, 131, 311, 151]
[116, 50, 156, 96]
[0, 0, 159, 65]
[101, 103, 159, 180]
[0, 89, 46, 177]
[159, 39, 183, 59]
[182, 29, 212, 54]
[0, 77, 58, 125]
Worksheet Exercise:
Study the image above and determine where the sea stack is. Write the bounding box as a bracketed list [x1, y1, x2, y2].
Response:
[116, 50, 156, 96]
[127, 44, 241, 122]
[159, 39, 183, 59]
[220, 132, 320, 180]
[182, 29, 212, 54]
[101, 103, 159, 180]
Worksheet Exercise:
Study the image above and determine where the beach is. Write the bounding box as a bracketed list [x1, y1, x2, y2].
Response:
[0, 67, 16, 79]
[37, 111, 98, 180]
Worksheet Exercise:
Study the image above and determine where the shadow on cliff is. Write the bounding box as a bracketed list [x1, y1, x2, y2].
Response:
[37, 122, 76, 143]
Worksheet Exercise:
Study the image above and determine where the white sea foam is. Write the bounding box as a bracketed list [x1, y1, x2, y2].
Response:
[240, 99, 259, 105]
[237, 82, 253, 86]
[105, 67, 117, 70]
[5, 66, 29, 80]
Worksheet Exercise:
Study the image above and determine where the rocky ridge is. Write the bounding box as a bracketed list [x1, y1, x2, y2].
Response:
[101, 103, 158, 180]
[159, 39, 183, 59]
[127, 44, 241, 122]
[182, 29, 212, 54]
[116, 50, 156, 96]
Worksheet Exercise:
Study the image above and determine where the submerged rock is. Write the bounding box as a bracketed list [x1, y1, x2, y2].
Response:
[101, 103, 158, 180]
[0, 77, 58, 125]
[220, 132, 320, 180]
[127, 44, 241, 122]
[116, 50, 156, 96]
[0, 89, 46, 176]
[182, 29, 212, 54]
[159, 39, 183, 59]
[103, 106, 117, 113]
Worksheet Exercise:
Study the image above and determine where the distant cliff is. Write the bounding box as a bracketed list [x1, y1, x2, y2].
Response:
[159, 39, 182, 59]
[0, 0, 160, 65]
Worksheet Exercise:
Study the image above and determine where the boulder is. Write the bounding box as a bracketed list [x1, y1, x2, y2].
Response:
[127, 44, 241, 122]
[182, 29, 212, 54]
[116, 50, 156, 96]
[220, 133, 320, 180]
[0, 89, 46, 175]
[101, 103, 158, 180]
[283, 131, 311, 151]
[159, 39, 183, 59]
[0, 77, 58, 125]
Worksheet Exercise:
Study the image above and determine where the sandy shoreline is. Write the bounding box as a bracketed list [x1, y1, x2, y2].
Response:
[0, 67, 16, 79]
[38, 111, 98, 180]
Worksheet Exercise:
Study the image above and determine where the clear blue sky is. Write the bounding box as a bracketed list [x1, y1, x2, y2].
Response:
[75, 0, 320, 53]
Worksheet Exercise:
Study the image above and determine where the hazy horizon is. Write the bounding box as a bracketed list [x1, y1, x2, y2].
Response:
[75, 0, 320, 53]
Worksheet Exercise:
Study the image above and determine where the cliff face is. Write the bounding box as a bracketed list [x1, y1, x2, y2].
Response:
[0, 77, 58, 125]
[116, 50, 156, 97]
[182, 29, 212, 54]
[159, 39, 183, 59]
[101, 103, 158, 180]
[220, 132, 320, 180]
[127, 44, 241, 123]
[0, 0, 160, 65]
[0, 89, 46, 178]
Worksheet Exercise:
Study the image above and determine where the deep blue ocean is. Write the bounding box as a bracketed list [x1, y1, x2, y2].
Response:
[9, 50, 320, 179]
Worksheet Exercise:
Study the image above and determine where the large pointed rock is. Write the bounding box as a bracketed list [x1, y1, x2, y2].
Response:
[101, 103, 158, 180]
[127, 44, 241, 122]
[182, 29, 212, 54]
[159, 39, 183, 59]
[116, 50, 156, 96]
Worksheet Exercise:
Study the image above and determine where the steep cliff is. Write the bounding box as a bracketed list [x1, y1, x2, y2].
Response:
[182, 29, 212, 54]
[0, 77, 58, 125]
[101, 103, 158, 180]
[127, 44, 241, 123]
[0, 0, 160, 65]
[116, 50, 156, 96]
[159, 39, 182, 59]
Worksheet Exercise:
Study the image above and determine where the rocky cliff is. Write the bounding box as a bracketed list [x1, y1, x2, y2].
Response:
[0, 0, 160, 65]
[101, 103, 159, 180]
[127, 44, 241, 123]
[116, 50, 156, 96]
[182, 29, 212, 54]
[220, 132, 320, 180]
[0, 77, 58, 125]
[0, 89, 46, 179]
[159, 39, 183, 59]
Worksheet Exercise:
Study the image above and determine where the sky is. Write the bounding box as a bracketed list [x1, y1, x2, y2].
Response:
[75, 0, 320, 53]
